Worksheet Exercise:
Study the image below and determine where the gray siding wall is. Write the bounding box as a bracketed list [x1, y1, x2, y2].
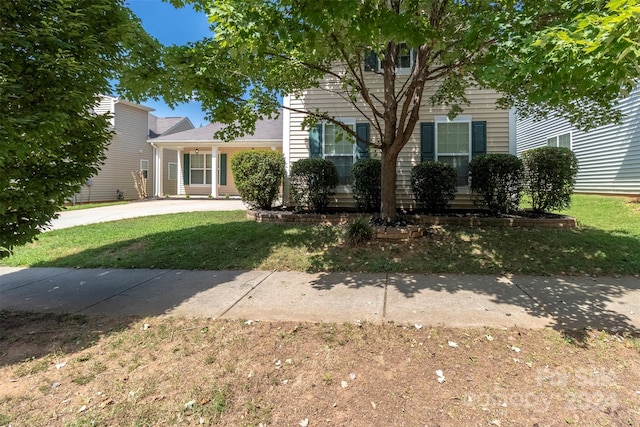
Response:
[287, 75, 510, 209]
[516, 91, 640, 195]
[75, 102, 153, 202]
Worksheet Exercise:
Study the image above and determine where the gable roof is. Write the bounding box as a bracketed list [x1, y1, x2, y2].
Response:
[148, 115, 195, 138]
[150, 114, 283, 142]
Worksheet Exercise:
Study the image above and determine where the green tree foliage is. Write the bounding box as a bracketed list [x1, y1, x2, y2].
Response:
[533, 0, 640, 112]
[230, 150, 285, 209]
[522, 147, 579, 213]
[121, 0, 637, 220]
[289, 159, 339, 213]
[0, 0, 155, 257]
[469, 154, 524, 215]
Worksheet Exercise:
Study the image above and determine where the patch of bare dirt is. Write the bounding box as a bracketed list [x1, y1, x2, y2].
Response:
[1, 312, 639, 426]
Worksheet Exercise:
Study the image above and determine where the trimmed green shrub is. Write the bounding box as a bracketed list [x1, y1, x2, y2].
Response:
[469, 154, 524, 214]
[345, 217, 374, 246]
[410, 161, 458, 212]
[231, 150, 284, 210]
[352, 158, 381, 212]
[522, 147, 578, 212]
[290, 158, 339, 212]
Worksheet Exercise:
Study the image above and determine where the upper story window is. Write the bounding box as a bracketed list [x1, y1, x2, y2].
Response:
[364, 43, 415, 75]
[547, 132, 572, 149]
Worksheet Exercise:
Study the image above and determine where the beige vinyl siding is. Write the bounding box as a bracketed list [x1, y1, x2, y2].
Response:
[288, 75, 510, 209]
[75, 102, 153, 202]
[163, 149, 178, 196]
[94, 96, 115, 127]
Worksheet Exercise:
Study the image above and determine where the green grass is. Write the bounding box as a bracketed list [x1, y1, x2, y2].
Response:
[1, 195, 639, 275]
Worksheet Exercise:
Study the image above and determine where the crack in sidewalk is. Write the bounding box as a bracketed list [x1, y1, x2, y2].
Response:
[78, 269, 174, 313]
[215, 270, 275, 319]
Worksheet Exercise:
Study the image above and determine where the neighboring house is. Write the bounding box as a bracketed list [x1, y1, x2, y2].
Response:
[149, 115, 283, 197]
[516, 90, 640, 195]
[73, 96, 195, 203]
[283, 73, 517, 209]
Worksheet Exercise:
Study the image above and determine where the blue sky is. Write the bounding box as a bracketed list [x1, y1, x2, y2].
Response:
[125, 0, 211, 126]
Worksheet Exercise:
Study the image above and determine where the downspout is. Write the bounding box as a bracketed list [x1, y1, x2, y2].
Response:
[150, 142, 159, 198]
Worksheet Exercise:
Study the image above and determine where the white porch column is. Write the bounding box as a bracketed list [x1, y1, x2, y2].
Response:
[282, 95, 291, 205]
[153, 146, 164, 197]
[211, 146, 219, 198]
[177, 148, 185, 195]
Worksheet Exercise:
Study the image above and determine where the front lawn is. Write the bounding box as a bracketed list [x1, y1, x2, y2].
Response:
[1, 195, 639, 275]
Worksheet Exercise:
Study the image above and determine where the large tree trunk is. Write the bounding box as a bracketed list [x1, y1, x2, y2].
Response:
[380, 147, 400, 222]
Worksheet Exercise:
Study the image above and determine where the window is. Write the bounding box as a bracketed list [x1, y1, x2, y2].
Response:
[324, 121, 356, 185]
[168, 162, 177, 181]
[309, 119, 370, 186]
[436, 117, 471, 186]
[396, 43, 413, 73]
[364, 43, 415, 75]
[190, 153, 212, 185]
[140, 159, 149, 179]
[547, 132, 571, 149]
[420, 117, 486, 187]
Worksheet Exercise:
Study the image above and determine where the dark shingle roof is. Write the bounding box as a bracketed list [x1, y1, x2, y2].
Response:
[148, 115, 193, 138]
[151, 114, 283, 142]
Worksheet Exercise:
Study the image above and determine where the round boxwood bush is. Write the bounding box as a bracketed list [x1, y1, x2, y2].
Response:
[522, 147, 578, 212]
[410, 161, 458, 212]
[231, 150, 285, 210]
[352, 158, 381, 213]
[290, 158, 339, 212]
[469, 154, 524, 215]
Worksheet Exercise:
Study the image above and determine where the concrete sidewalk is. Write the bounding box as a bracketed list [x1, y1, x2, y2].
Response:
[1, 267, 639, 331]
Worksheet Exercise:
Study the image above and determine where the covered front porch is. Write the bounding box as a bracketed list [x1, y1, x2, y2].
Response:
[150, 143, 281, 198]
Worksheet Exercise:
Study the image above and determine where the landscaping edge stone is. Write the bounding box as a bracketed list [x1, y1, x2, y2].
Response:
[246, 210, 578, 230]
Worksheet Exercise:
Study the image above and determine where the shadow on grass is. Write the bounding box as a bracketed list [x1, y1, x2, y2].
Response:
[308, 226, 640, 335]
[0, 310, 131, 368]
[1, 219, 640, 358]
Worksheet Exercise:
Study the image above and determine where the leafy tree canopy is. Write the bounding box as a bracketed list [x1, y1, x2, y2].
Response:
[0, 0, 157, 257]
[120, 0, 638, 219]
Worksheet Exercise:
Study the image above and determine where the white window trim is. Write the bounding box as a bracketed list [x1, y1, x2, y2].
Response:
[377, 43, 415, 76]
[140, 159, 149, 179]
[322, 118, 356, 190]
[546, 131, 572, 149]
[168, 162, 177, 181]
[189, 153, 212, 186]
[434, 115, 472, 188]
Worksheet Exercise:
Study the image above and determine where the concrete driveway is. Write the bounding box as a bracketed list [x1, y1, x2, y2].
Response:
[48, 198, 247, 230]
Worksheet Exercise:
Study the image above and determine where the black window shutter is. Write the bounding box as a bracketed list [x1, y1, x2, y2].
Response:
[219, 153, 227, 185]
[355, 122, 370, 160]
[472, 121, 487, 158]
[183, 153, 190, 185]
[364, 50, 378, 72]
[420, 122, 435, 162]
[309, 124, 323, 158]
